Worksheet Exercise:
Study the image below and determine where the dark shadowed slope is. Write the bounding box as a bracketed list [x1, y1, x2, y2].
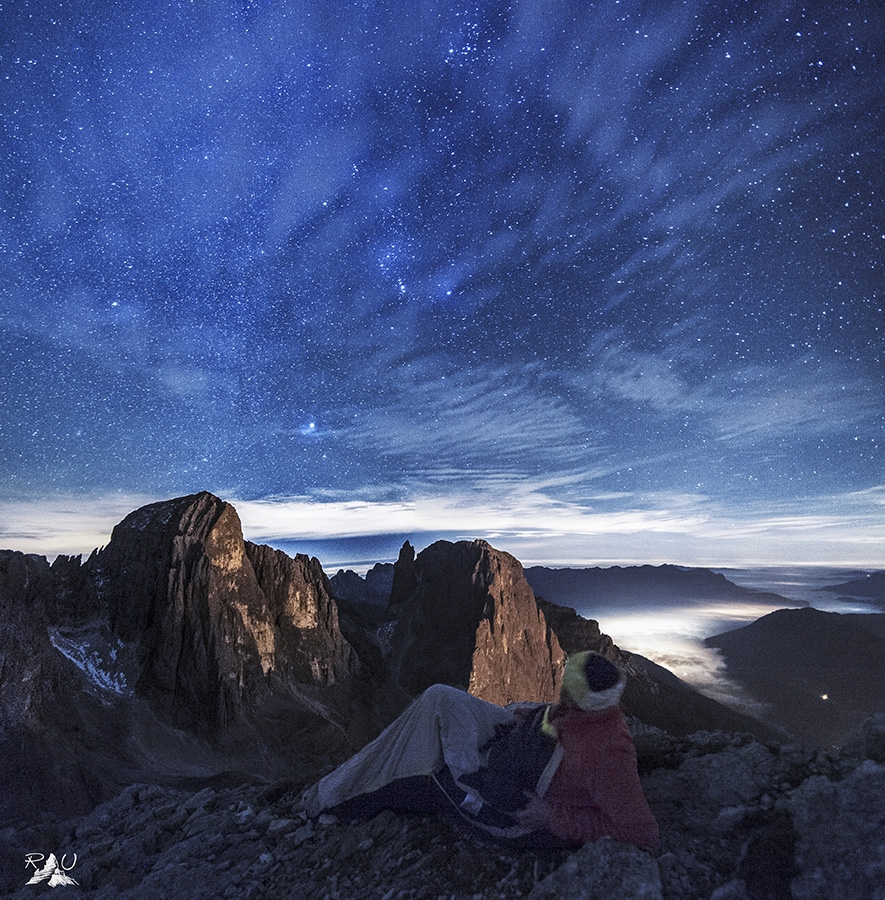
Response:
[706, 607, 885, 746]
[819, 571, 885, 608]
[525, 564, 799, 610]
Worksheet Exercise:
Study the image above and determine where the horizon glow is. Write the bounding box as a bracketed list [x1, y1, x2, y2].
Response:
[2, 488, 882, 571]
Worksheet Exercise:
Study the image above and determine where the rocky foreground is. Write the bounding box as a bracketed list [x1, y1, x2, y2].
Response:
[2, 492, 884, 898]
[3, 715, 884, 899]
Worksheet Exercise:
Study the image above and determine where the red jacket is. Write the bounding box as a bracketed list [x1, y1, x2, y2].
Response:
[544, 704, 660, 849]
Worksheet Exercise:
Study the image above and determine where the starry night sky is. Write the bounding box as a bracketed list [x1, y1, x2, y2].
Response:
[2, 0, 883, 568]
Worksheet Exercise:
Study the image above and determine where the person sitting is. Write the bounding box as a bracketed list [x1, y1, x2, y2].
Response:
[302, 651, 660, 850]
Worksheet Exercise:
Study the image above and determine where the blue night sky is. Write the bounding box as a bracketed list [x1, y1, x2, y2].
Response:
[2, 0, 883, 569]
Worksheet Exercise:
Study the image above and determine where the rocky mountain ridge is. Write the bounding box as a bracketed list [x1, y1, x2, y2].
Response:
[384, 539, 566, 706]
[3, 712, 883, 899]
[330, 562, 395, 625]
[524, 564, 799, 610]
[0, 493, 398, 827]
[2, 491, 883, 898]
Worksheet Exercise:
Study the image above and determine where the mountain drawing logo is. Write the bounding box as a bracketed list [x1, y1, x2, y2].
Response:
[25, 852, 79, 888]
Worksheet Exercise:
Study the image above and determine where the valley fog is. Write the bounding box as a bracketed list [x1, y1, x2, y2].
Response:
[576, 566, 881, 717]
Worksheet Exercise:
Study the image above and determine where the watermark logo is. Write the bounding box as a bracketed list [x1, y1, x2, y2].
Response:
[25, 852, 79, 888]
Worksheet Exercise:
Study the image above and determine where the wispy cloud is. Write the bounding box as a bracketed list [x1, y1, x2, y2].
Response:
[3, 484, 882, 568]
[573, 336, 882, 445]
[346, 358, 598, 475]
[580, 343, 694, 411]
[0, 494, 157, 558]
[711, 365, 883, 441]
[235, 489, 706, 542]
[237, 485, 885, 567]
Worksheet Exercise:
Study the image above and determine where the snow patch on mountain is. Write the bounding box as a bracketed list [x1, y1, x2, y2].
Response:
[48, 625, 132, 695]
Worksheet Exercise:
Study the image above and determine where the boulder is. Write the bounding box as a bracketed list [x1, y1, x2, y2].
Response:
[790, 760, 885, 899]
[527, 837, 663, 899]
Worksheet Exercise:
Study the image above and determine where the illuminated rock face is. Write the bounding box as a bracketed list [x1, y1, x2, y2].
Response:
[386, 539, 566, 705]
[245, 541, 353, 687]
[0, 493, 364, 824]
[95, 493, 268, 729]
[79, 492, 354, 731]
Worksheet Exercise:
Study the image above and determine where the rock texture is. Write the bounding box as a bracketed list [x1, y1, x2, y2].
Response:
[3, 716, 884, 899]
[0, 550, 62, 736]
[93, 493, 273, 730]
[64, 493, 360, 732]
[526, 837, 663, 899]
[386, 540, 566, 705]
[0, 493, 373, 826]
[245, 542, 353, 689]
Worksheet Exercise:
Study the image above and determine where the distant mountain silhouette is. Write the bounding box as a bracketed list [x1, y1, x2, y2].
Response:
[706, 607, 885, 746]
[819, 571, 885, 607]
[525, 564, 798, 611]
[330, 563, 395, 625]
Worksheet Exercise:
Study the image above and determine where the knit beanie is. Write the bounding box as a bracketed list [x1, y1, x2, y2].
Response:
[561, 651, 626, 711]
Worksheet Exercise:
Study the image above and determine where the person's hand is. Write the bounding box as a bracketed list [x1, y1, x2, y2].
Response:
[514, 792, 551, 830]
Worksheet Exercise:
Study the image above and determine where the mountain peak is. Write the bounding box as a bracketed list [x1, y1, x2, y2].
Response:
[386, 537, 565, 705]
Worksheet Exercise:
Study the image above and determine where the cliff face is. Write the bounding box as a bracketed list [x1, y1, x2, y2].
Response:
[70, 492, 355, 731]
[0, 551, 58, 734]
[245, 542, 353, 688]
[330, 562, 394, 625]
[96, 494, 268, 729]
[387, 540, 565, 705]
[0, 493, 366, 823]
